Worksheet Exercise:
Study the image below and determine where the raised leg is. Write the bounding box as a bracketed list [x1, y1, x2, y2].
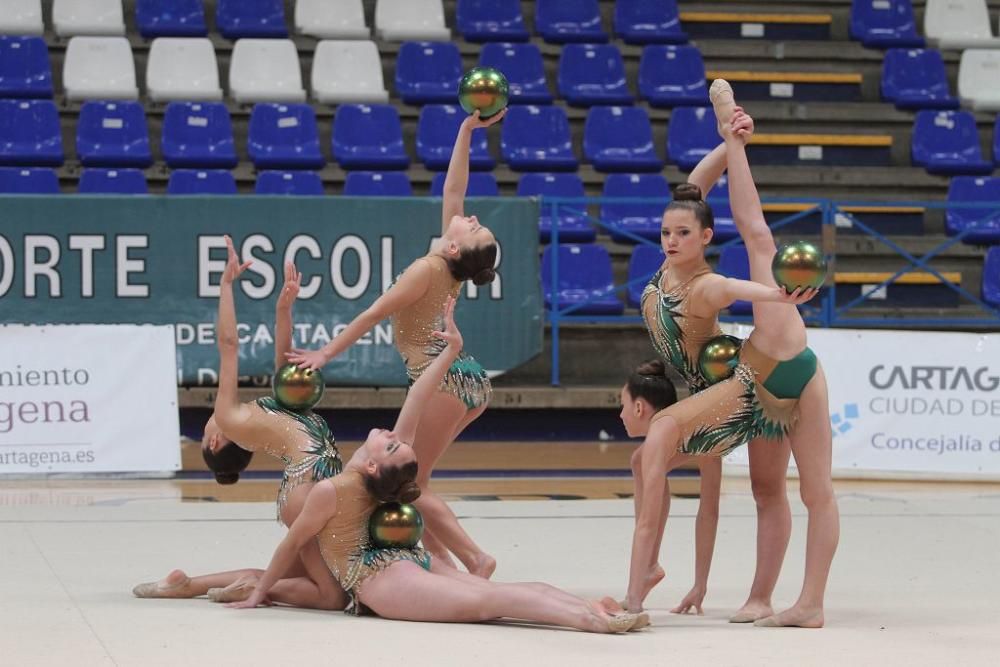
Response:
[730, 436, 792, 622]
[756, 364, 838, 629]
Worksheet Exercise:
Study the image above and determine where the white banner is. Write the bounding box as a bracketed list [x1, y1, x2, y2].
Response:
[0, 325, 180, 474]
[722, 327, 1000, 477]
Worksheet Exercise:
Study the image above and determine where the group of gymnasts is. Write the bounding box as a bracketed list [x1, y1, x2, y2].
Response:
[133, 81, 839, 633]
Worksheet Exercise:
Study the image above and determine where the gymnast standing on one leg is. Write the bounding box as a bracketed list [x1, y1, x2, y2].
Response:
[287, 110, 505, 578]
[228, 297, 648, 634]
[132, 238, 347, 610]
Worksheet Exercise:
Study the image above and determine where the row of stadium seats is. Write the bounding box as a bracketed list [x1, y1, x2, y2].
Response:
[0, 0, 687, 44]
[542, 242, 1000, 314]
[849, 0, 1000, 49]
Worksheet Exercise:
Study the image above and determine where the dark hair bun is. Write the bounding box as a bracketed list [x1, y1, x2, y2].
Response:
[673, 183, 703, 202]
[214, 472, 240, 485]
[635, 358, 667, 377]
[472, 268, 496, 286]
[398, 482, 422, 504]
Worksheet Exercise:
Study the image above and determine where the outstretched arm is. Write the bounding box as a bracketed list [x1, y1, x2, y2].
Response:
[393, 296, 462, 445]
[273, 261, 301, 371]
[686, 107, 752, 196]
[286, 260, 433, 370]
[227, 481, 338, 609]
[214, 236, 254, 431]
[672, 458, 722, 615]
[697, 274, 818, 312]
[441, 109, 506, 235]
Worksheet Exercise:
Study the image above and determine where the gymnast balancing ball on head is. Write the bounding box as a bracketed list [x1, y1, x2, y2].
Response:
[286, 109, 507, 579]
[230, 297, 649, 633]
[132, 238, 348, 610]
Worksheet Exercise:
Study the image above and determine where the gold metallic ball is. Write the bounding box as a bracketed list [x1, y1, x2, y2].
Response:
[698, 334, 743, 384]
[458, 67, 510, 119]
[369, 502, 424, 549]
[272, 363, 324, 411]
[771, 241, 828, 293]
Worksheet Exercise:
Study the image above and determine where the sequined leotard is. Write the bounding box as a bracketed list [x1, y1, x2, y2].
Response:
[391, 255, 492, 410]
[317, 471, 430, 614]
[220, 397, 342, 520]
[641, 265, 804, 456]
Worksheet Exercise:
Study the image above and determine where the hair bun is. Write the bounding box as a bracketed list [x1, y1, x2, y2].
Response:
[472, 268, 496, 286]
[398, 482, 422, 504]
[635, 358, 666, 378]
[214, 472, 240, 485]
[673, 183, 703, 202]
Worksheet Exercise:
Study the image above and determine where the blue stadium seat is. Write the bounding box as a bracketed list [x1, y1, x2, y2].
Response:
[395, 42, 463, 105]
[216, 0, 287, 39]
[994, 116, 1000, 167]
[584, 106, 662, 172]
[417, 105, 495, 170]
[501, 105, 577, 171]
[161, 102, 237, 169]
[429, 171, 499, 196]
[717, 245, 752, 314]
[333, 104, 410, 170]
[983, 246, 1000, 307]
[343, 171, 413, 196]
[517, 173, 595, 243]
[558, 44, 632, 106]
[541, 244, 624, 314]
[639, 45, 709, 107]
[0, 36, 52, 98]
[0, 99, 63, 166]
[76, 101, 152, 168]
[849, 0, 924, 49]
[881, 49, 958, 110]
[535, 0, 608, 43]
[78, 168, 148, 194]
[911, 110, 992, 176]
[601, 173, 670, 243]
[706, 176, 739, 243]
[478, 42, 552, 103]
[615, 0, 686, 44]
[456, 0, 529, 42]
[136, 0, 208, 38]
[945, 177, 1000, 243]
[248, 103, 324, 170]
[167, 169, 237, 194]
[627, 244, 666, 307]
[0, 167, 59, 193]
[255, 170, 324, 195]
[667, 106, 721, 171]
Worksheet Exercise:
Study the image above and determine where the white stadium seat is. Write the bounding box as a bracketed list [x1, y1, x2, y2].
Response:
[53, 0, 126, 37]
[924, 0, 1000, 50]
[311, 40, 389, 104]
[147, 38, 223, 102]
[295, 0, 370, 39]
[63, 36, 138, 101]
[958, 49, 1000, 111]
[375, 0, 450, 41]
[0, 0, 44, 35]
[229, 39, 306, 104]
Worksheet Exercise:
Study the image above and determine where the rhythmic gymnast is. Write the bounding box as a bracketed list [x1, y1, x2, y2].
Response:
[287, 110, 504, 578]
[623, 91, 837, 628]
[227, 296, 648, 634]
[133, 238, 347, 610]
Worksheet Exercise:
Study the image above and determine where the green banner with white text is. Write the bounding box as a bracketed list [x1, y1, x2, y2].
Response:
[0, 195, 542, 386]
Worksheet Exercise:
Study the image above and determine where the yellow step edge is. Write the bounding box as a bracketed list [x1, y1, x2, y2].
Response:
[680, 12, 832, 24]
[762, 203, 925, 214]
[835, 272, 961, 285]
[751, 133, 893, 147]
[706, 70, 862, 84]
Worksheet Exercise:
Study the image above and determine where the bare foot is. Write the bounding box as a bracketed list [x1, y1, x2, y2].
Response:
[132, 569, 192, 598]
[641, 564, 665, 601]
[208, 574, 259, 603]
[709, 79, 737, 130]
[754, 606, 824, 628]
[468, 553, 496, 580]
[729, 600, 774, 623]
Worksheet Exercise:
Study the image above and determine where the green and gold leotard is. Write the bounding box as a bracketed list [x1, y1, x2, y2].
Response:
[317, 471, 431, 615]
[392, 255, 492, 410]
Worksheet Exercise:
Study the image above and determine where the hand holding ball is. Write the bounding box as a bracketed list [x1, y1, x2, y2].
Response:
[458, 67, 509, 119]
[771, 241, 827, 294]
[369, 503, 424, 549]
